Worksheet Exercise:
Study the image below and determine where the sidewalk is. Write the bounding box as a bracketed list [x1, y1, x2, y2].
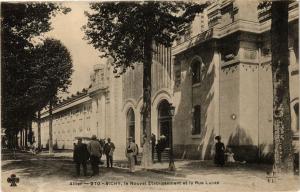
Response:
[3, 149, 300, 192]
[35, 150, 300, 183]
[35, 150, 293, 180]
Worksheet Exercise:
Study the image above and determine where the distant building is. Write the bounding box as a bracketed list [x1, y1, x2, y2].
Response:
[32, 0, 299, 162]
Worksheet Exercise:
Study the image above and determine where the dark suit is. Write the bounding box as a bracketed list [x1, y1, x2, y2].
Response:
[103, 142, 115, 168]
[73, 143, 89, 176]
[156, 139, 166, 162]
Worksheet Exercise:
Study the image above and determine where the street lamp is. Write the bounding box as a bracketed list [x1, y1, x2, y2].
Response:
[168, 104, 175, 171]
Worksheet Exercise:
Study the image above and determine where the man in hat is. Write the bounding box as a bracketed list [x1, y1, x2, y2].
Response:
[132, 139, 139, 165]
[103, 138, 115, 168]
[125, 137, 137, 173]
[87, 135, 102, 176]
[73, 138, 89, 176]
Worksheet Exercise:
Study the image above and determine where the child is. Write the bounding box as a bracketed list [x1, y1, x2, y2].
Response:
[225, 147, 235, 163]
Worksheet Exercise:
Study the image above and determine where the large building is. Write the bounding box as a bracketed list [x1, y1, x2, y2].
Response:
[32, 0, 299, 162]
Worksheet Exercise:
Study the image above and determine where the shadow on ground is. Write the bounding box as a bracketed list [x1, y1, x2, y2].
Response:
[1, 150, 177, 181]
[180, 160, 272, 178]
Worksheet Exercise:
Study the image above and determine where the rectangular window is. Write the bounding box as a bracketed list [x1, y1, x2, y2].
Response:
[192, 105, 201, 135]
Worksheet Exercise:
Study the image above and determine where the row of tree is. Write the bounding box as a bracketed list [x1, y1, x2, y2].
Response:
[1, 3, 73, 153]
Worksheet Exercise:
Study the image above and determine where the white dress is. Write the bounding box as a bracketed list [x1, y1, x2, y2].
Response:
[226, 152, 235, 163]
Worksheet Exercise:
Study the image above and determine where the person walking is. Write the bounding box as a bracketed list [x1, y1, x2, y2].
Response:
[214, 136, 225, 167]
[125, 137, 137, 173]
[151, 133, 156, 162]
[103, 138, 115, 168]
[87, 135, 102, 176]
[73, 138, 89, 176]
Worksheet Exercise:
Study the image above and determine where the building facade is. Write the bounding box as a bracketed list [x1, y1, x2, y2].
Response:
[32, 0, 299, 162]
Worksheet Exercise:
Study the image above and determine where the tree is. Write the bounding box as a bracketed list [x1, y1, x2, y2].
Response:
[259, 1, 294, 174]
[33, 38, 73, 153]
[84, 2, 207, 167]
[1, 2, 70, 148]
[271, 1, 293, 174]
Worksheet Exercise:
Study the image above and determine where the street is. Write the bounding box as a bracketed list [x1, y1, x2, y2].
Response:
[1, 150, 299, 192]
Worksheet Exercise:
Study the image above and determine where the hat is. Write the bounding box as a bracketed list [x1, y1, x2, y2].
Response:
[128, 136, 133, 140]
[91, 135, 97, 140]
[215, 136, 221, 140]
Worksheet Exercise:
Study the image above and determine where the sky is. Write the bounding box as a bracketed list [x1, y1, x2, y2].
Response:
[45, 2, 105, 97]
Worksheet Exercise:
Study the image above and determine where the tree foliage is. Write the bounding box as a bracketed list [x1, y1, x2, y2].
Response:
[84, 1, 207, 76]
[33, 38, 73, 101]
[1, 3, 70, 131]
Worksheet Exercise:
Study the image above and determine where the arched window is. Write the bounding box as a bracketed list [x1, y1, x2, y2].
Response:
[127, 108, 135, 140]
[191, 60, 201, 84]
[192, 105, 201, 135]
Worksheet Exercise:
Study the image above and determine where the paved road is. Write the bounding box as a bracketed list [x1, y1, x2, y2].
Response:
[1, 150, 299, 192]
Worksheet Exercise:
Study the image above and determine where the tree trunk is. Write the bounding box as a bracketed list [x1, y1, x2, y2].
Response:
[28, 120, 33, 145]
[25, 123, 28, 148]
[38, 110, 41, 149]
[271, 1, 293, 174]
[23, 129, 25, 147]
[141, 35, 153, 168]
[49, 100, 53, 154]
[15, 131, 18, 148]
[20, 129, 23, 148]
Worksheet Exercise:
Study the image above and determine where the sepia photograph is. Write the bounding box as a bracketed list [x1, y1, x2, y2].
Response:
[1, 0, 299, 191]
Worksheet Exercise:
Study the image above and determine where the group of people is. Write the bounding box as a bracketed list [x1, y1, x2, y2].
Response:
[74, 134, 235, 176]
[73, 135, 115, 177]
[74, 134, 141, 176]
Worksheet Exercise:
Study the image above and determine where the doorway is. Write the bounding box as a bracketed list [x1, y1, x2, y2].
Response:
[158, 100, 171, 148]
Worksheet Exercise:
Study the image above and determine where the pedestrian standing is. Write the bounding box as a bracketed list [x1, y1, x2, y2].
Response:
[125, 137, 137, 173]
[87, 135, 102, 176]
[103, 138, 115, 168]
[133, 139, 139, 165]
[151, 133, 156, 162]
[73, 138, 90, 176]
[214, 136, 225, 167]
[156, 135, 166, 163]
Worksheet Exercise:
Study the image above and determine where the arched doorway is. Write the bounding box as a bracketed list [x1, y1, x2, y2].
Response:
[158, 100, 171, 148]
[127, 108, 135, 140]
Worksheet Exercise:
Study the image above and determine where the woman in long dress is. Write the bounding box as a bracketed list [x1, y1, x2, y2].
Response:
[214, 136, 225, 167]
